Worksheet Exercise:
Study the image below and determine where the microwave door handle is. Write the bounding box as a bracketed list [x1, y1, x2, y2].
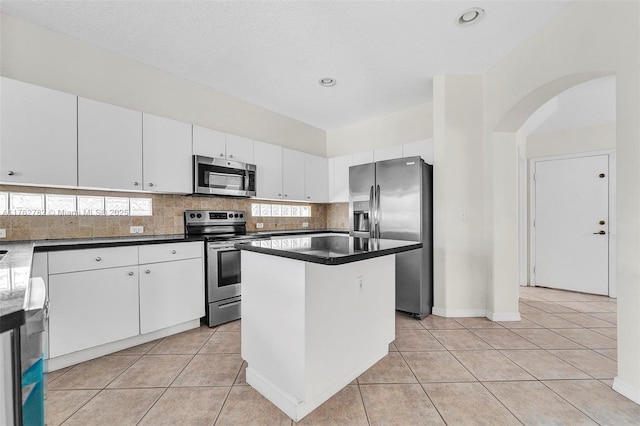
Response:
[244, 170, 249, 191]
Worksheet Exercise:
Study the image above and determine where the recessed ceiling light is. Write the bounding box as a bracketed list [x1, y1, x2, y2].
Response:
[456, 7, 484, 27]
[319, 78, 336, 87]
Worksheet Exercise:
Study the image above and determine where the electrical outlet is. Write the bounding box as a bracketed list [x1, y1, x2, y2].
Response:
[302, 222, 309, 228]
[256, 223, 264, 229]
[357, 276, 364, 293]
[130, 226, 144, 234]
[0, 229, 6, 238]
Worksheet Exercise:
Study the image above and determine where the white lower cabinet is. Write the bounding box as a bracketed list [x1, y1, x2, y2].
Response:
[46, 242, 204, 361]
[139, 258, 204, 334]
[48, 266, 140, 358]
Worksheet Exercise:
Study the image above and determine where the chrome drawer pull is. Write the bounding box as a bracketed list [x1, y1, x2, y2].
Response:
[95, 257, 102, 261]
[145, 270, 151, 274]
[171, 250, 177, 254]
[128, 272, 134, 276]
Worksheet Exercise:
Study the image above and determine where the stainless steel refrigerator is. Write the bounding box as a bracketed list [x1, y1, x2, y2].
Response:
[349, 156, 433, 318]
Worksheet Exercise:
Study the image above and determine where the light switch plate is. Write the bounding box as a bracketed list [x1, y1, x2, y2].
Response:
[0, 229, 6, 238]
[256, 223, 264, 229]
[302, 222, 309, 228]
[130, 226, 144, 234]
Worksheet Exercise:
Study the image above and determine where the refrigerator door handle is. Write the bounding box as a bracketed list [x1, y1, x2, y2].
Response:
[375, 184, 381, 239]
[369, 185, 375, 239]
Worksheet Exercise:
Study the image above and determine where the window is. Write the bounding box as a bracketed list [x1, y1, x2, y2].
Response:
[251, 203, 312, 218]
[2, 192, 152, 216]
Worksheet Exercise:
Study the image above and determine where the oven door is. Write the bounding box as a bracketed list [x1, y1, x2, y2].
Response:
[207, 243, 242, 303]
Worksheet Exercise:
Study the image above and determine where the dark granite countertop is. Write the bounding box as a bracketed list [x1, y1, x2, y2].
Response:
[235, 234, 422, 265]
[0, 242, 34, 332]
[0, 230, 348, 326]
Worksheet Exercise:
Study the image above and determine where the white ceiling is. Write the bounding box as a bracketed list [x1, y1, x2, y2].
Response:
[1, 1, 571, 129]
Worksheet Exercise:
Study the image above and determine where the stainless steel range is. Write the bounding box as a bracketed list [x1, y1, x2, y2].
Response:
[184, 210, 267, 327]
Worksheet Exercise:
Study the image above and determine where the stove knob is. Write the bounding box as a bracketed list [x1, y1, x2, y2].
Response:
[234, 213, 239, 218]
[190, 213, 195, 218]
[196, 213, 202, 218]
[240, 213, 244, 218]
[228, 213, 233, 218]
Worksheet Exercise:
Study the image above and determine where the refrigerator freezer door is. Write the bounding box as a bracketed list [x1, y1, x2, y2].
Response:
[375, 157, 423, 241]
[349, 162, 375, 236]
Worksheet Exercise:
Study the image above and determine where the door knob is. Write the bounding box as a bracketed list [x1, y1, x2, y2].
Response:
[593, 230, 606, 235]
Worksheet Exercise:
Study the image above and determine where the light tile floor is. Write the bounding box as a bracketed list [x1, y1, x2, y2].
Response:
[45, 287, 640, 425]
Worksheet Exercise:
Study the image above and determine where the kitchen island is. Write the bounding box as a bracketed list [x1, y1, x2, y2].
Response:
[235, 235, 422, 421]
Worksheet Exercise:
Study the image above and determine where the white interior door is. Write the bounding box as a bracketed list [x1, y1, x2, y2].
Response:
[533, 154, 609, 295]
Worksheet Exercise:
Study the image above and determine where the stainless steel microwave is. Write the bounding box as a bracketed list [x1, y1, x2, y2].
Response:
[193, 155, 257, 197]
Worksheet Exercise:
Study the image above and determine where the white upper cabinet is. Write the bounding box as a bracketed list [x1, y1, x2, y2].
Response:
[374, 145, 403, 162]
[331, 154, 353, 203]
[142, 113, 192, 193]
[304, 154, 329, 202]
[0, 77, 77, 186]
[193, 128, 254, 164]
[352, 151, 373, 166]
[282, 148, 305, 201]
[78, 97, 143, 190]
[225, 134, 254, 164]
[192, 126, 226, 159]
[403, 139, 433, 164]
[253, 140, 283, 199]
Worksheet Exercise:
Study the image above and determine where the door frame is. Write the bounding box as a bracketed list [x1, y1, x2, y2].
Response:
[528, 150, 616, 297]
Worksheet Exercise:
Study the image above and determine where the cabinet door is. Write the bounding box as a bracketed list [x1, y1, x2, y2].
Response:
[139, 258, 204, 334]
[253, 141, 283, 199]
[48, 267, 139, 358]
[331, 154, 353, 203]
[0, 77, 77, 186]
[374, 145, 403, 162]
[142, 113, 192, 193]
[403, 139, 433, 165]
[226, 134, 254, 164]
[282, 148, 305, 201]
[78, 97, 143, 190]
[304, 154, 329, 202]
[193, 125, 226, 159]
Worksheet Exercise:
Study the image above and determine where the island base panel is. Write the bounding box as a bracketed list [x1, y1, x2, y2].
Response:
[241, 251, 395, 421]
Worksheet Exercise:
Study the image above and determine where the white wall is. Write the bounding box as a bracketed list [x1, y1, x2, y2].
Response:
[326, 103, 432, 157]
[526, 123, 616, 159]
[484, 0, 640, 403]
[432, 74, 486, 317]
[0, 13, 327, 156]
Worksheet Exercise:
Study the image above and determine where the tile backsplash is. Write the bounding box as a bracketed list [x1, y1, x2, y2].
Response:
[0, 185, 349, 241]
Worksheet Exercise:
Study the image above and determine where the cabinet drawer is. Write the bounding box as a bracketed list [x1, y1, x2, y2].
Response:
[48, 246, 138, 274]
[138, 242, 203, 264]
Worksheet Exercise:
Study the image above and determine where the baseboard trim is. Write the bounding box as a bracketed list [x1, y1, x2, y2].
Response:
[613, 377, 640, 404]
[487, 311, 521, 322]
[431, 307, 487, 318]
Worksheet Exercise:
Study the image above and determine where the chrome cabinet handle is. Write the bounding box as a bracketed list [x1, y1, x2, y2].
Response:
[229, 154, 234, 159]
[95, 257, 102, 261]
[128, 272, 134, 276]
[278, 193, 282, 197]
[44, 299, 50, 320]
[134, 181, 139, 186]
[171, 250, 176, 254]
[220, 153, 224, 157]
[145, 269, 151, 274]
[284, 194, 288, 197]
[148, 183, 154, 187]
[307, 196, 311, 199]
[593, 230, 606, 235]
[7, 170, 15, 176]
